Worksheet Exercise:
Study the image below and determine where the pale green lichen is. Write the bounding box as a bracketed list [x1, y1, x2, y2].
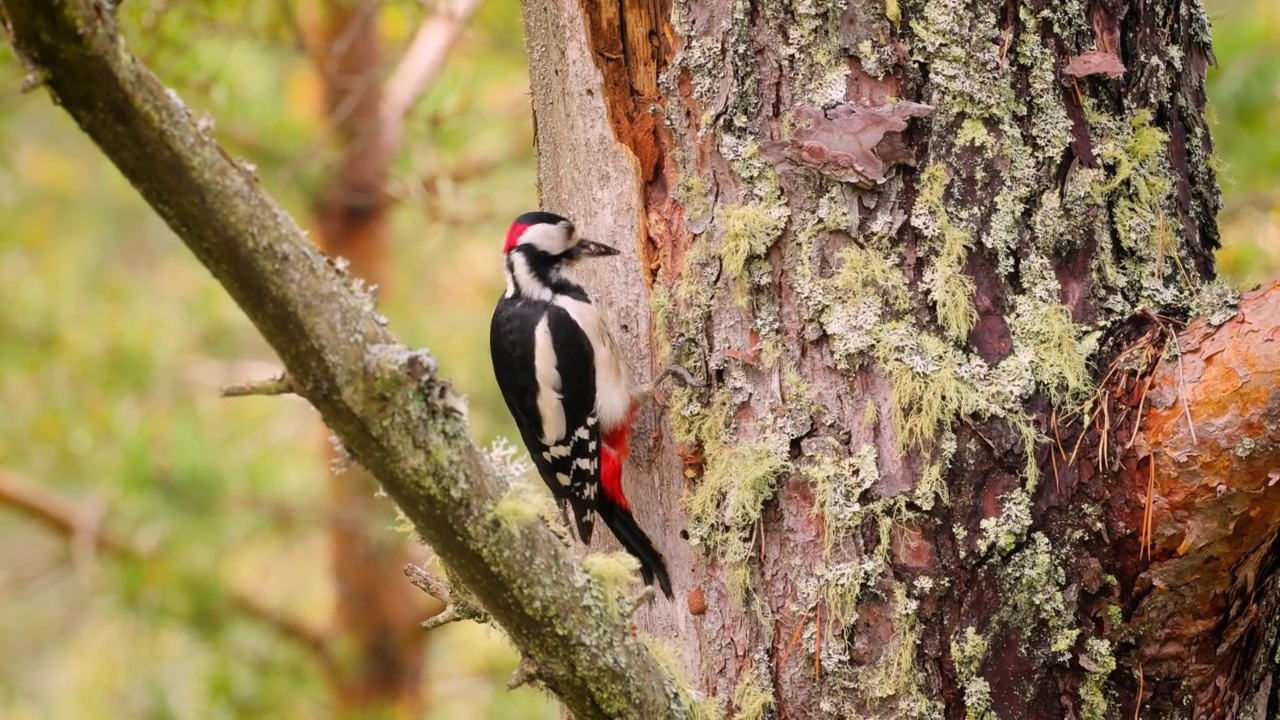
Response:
[862, 400, 880, 428]
[811, 243, 910, 368]
[700, 443, 790, 529]
[885, 0, 901, 27]
[1191, 280, 1240, 326]
[911, 164, 978, 341]
[977, 487, 1033, 556]
[490, 440, 556, 533]
[492, 489, 542, 532]
[669, 386, 733, 450]
[950, 627, 994, 720]
[759, 0, 851, 104]
[808, 443, 881, 556]
[915, 459, 947, 510]
[650, 282, 676, 364]
[640, 632, 726, 720]
[1088, 106, 1199, 309]
[719, 203, 789, 281]
[1006, 270, 1095, 409]
[583, 552, 642, 616]
[688, 435, 791, 604]
[733, 673, 775, 720]
[955, 118, 994, 150]
[882, 333, 983, 451]
[691, 695, 728, 720]
[812, 498, 909, 628]
[857, 584, 940, 716]
[1105, 604, 1124, 629]
[1078, 637, 1116, 719]
[678, 172, 713, 220]
[998, 533, 1080, 662]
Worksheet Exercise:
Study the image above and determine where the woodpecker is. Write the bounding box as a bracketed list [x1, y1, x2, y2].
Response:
[489, 211, 673, 598]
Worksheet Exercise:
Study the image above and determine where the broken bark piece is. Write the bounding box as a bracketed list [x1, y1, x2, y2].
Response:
[1064, 50, 1126, 79]
[763, 102, 933, 186]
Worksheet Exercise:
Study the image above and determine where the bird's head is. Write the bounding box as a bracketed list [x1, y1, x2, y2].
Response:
[503, 211, 619, 265]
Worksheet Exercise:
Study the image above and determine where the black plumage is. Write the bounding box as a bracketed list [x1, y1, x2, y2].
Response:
[490, 294, 601, 542]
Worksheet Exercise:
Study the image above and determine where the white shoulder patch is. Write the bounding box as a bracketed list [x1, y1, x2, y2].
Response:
[553, 295, 633, 430]
[533, 315, 566, 444]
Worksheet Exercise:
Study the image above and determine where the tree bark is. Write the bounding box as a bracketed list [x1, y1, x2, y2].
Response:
[523, 0, 1277, 717]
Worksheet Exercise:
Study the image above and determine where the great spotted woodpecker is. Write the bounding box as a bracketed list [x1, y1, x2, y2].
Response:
[489, 211, 673, 598]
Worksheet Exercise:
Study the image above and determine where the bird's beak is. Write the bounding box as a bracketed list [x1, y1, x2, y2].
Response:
[571, 239, 620, 259]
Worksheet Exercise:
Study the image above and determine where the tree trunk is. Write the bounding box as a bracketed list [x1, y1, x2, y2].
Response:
[311, 1, 428, 714]
[522, 0, 1272, 717]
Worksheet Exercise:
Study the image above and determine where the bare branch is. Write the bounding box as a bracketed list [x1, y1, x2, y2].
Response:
[380, 0, 483, 153]
[1, 3, 686, 717]
[0, 470, 129, 556]
[220, 372, 295, 398]
[404, 563, 489, 630]
[624, 586, 656, 617]
[507, 655, 543, 690]
[0, 469, 339, 680]
[280, 0, 483, 195]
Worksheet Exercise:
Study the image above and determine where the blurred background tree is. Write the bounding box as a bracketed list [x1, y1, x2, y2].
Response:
[0, 0, 1273, 717]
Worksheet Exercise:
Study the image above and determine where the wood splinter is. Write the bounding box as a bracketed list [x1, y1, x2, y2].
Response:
[404, 563, 488, 631]
[220, 372, 295, 398]
[507, 655, 543, 690]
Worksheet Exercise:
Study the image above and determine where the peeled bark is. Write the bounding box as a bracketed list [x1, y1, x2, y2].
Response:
[522, 0, 1277, 717]
[1116, 281, 1280, 717]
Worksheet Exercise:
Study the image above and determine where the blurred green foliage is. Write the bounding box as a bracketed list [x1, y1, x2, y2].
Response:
[1208, 0, 1280, 285]
[0, 0, 549, 717]
[0, 0, 1276, 717]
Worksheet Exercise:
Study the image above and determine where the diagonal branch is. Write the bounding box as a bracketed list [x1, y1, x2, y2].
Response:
[380, 0, 483, 154]
[0, 469, 339, 681]
[0, 3, 685, 717]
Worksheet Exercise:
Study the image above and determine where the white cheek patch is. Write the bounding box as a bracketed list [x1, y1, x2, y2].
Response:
[519, 222, 574, 256]
[533, 316, 566, 445]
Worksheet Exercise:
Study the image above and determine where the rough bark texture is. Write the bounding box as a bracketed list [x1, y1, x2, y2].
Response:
[523, 0, 1278, 717]
[1116, 281, 1280, 717]
[1, 3, 688, 718]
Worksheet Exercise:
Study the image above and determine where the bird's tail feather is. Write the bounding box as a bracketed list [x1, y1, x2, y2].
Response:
[596, 498, 673, 599]
[566, 497, 595, 544]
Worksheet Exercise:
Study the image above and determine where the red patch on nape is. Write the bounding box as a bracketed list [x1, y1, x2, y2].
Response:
[504, 223, 529, 253]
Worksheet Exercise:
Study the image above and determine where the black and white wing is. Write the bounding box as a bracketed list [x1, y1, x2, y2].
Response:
[490, 298, 602, 542]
